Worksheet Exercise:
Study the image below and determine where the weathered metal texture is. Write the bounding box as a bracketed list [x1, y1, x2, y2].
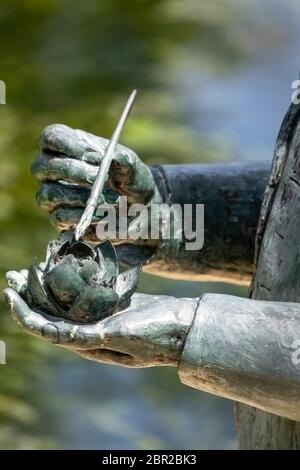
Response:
[236, 102, 300, 449]
[4, 285, 198, 368]
[33, 123, 157, 220]
[178, 293, 300, 421]
[148, 162, 269, 284]
[32, 123, 270, 285]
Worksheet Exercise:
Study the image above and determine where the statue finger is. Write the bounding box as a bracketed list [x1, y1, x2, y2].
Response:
[39, 124, 133, 167]
[3, 288, 56, 336]
[49, 207, 85, 231]
[33, 151, 135, 192]
[5, 270, 28, 294]
[3, 288, 105, 348]
[36, 182, 118, 212]
[37, 182, 90, 211]
[110, 153, 155, 204]
[50, 206, 104, 231]
[39, 124, 97, 158]
[37, 125, 153, 203]
[31, 153, 99, 187]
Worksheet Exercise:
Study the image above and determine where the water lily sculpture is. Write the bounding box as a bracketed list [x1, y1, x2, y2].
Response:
[24, 238, 140, 323]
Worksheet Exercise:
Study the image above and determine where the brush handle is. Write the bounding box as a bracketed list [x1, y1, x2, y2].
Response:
[74, 89, 137, 241]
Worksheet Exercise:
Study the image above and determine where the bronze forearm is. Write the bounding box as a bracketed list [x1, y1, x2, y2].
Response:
[146, 162, 270, 283]
[178, 293, 300, 421]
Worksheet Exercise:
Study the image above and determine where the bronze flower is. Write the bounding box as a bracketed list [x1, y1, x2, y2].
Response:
[23, 238, 140, 323]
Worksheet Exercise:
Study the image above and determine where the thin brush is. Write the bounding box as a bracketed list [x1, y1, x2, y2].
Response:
[74, 89, 137, 241]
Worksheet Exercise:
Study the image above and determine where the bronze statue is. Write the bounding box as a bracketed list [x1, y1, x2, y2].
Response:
[7, 92, 141, 324]
[4, 99, 300, 427]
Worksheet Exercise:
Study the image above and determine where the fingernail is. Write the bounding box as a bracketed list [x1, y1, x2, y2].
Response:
[41, 323, 59, 343]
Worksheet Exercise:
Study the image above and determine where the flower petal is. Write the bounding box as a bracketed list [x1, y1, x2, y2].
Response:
[26, 263, 59, 315]
[95, 241, 118, 286]
[44, 239, 63, 271]
[44, 257, 87, 307]
[79, 260, 103, 286]
[115, 265, 141, 310]
[55, 239, 95, 260]
[68, 286, 119, 322]
[56, 240, 72, 258]
[66, 241, 95, 260]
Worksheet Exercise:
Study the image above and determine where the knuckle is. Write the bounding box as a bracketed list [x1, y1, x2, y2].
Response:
[41, 323, 59, 343]
[39, 123, 72, 147]
[32, 156, 68, 180]
[31, 155, 43, 177]
[36, 185, 49, 207]
[51, 207, 63, 221]
[115, 149, 134, 167]
[50, 207, 78, 230]
[36, 183, 62, 210]
[50, 210, 67, 230]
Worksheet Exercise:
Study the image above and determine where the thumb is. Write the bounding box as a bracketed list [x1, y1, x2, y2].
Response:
[3, 288, 43, 332]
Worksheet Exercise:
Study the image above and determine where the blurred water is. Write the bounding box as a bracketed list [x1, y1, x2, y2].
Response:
[0, 0, 299, 449]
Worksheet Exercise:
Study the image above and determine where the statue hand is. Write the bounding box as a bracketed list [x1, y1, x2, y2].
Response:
[32, 124, 162, 243]
[3, 274, 197, 368]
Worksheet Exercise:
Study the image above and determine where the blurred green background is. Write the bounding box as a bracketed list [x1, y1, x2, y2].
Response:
[0, 0, 298, 449]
